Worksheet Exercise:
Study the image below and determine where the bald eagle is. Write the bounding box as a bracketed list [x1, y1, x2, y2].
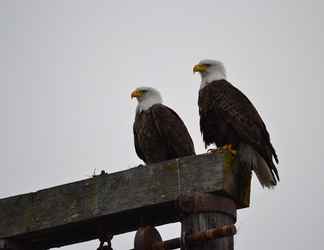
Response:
[131, 87, 195, 164]
[193, 59, 279, 188]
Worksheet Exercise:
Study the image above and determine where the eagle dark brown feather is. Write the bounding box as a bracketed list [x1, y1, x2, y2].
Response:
[198, 80, 279, 182]
[133, 104, 195, 164]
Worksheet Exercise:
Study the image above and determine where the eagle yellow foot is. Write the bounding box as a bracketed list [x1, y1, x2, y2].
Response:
[222, 144, 237, 156]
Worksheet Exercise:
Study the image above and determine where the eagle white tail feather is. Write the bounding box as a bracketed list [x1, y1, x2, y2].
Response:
[239, 144, 275, 188]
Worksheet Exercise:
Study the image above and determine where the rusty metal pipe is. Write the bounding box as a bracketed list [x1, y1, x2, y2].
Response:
[189, 224, 236, 243]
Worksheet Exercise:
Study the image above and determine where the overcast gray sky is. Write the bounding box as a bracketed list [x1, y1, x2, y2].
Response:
[1, 0, 324, 249]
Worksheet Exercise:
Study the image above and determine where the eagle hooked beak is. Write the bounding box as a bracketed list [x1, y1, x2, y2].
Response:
[193, 64, 208, 73]
[131, 90, 143, 99]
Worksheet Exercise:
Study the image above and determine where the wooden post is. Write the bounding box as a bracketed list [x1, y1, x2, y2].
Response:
[179, 192, 236, 250]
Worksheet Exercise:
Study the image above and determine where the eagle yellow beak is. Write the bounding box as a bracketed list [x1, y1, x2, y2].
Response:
[131, 90, 143, 99]
[193, 64, 208, 73]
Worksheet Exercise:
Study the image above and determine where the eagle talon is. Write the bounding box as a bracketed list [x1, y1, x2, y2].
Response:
[207, 145, 237, 155]
[223, 144, 237, 156]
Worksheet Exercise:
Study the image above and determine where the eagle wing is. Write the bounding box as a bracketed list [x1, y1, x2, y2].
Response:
[202, 80, 279, 179]
[150, 104, 195, 158]
[133, 124, 146, 162]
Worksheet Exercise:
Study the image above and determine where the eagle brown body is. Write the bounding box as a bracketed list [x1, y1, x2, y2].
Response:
[198, 79, 279, 185]
[133, 103, 195, 164]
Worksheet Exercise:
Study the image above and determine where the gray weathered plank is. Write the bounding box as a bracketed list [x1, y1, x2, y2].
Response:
[0, 153, 250, 249]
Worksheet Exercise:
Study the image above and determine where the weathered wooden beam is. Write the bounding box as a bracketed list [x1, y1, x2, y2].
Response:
[0, 153, 251, 249]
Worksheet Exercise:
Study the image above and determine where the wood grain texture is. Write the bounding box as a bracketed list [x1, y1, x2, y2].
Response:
[0, 153, 250, 249]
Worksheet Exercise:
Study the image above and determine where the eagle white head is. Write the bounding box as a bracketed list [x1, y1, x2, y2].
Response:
[193, 59, 227, 89]
[131, 86, 163, 113]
